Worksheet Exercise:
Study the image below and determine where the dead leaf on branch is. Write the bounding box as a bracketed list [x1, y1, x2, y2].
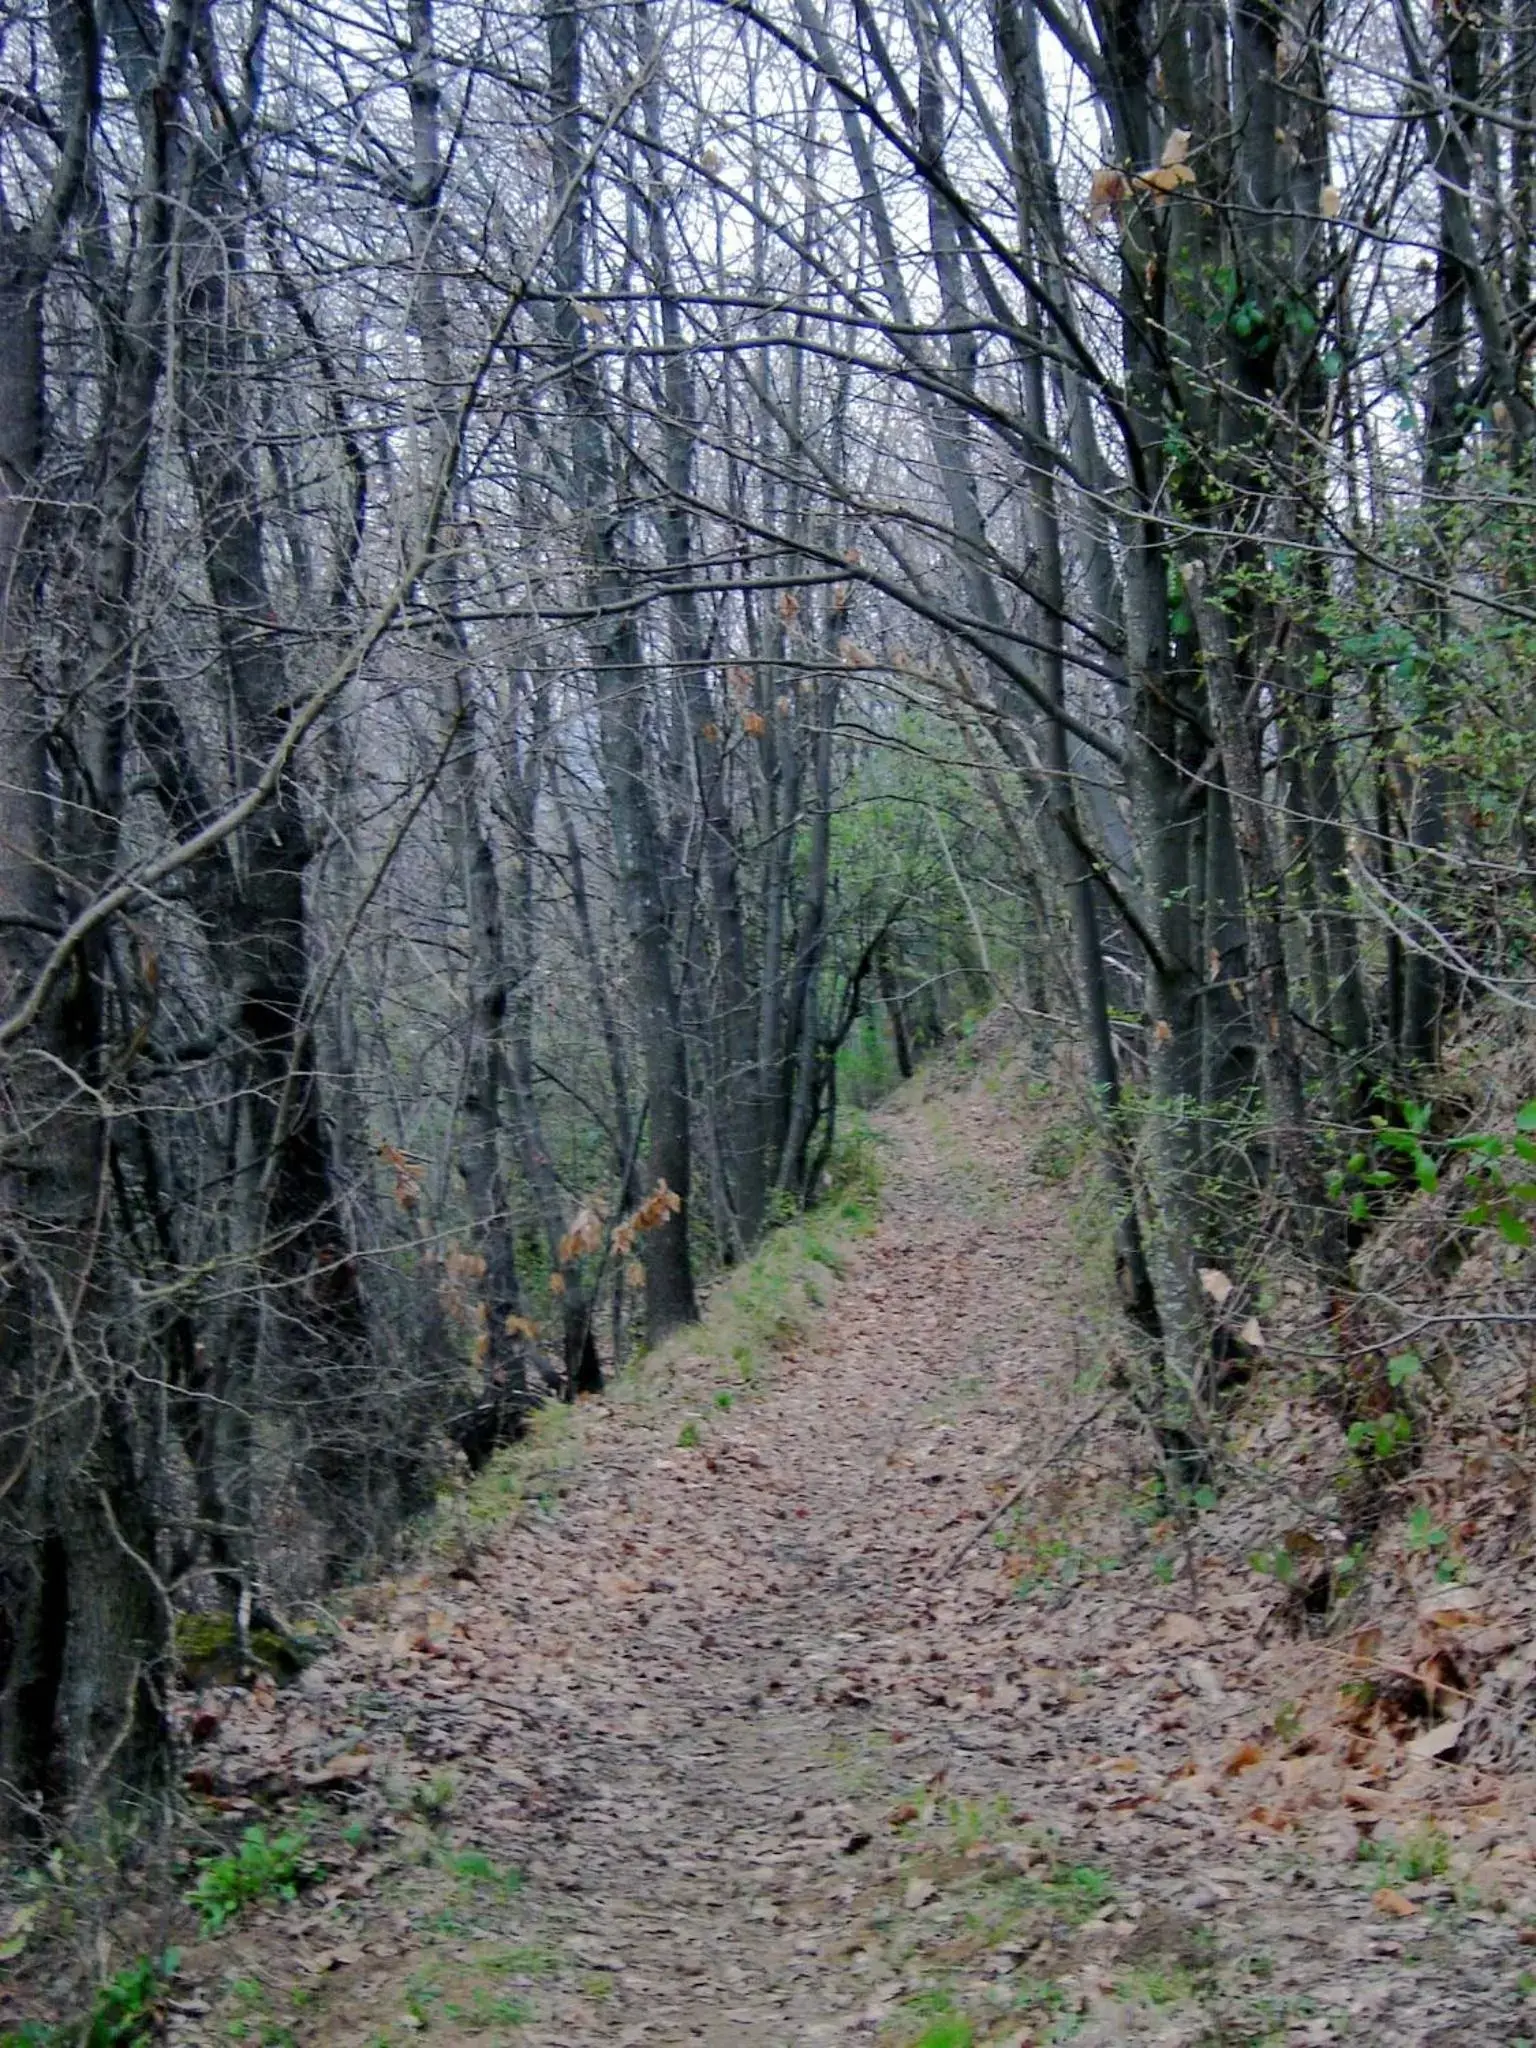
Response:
[1089, 131, 1196, 217]
[379, 1141, 423, 1212]
[1200, 1267, 1235, 1306]
[558, 1203, 606, 1265]
[1137, 161, 1197, 199]
[1087, 166, 1131, 223]
[612, 1180, 684, 1256]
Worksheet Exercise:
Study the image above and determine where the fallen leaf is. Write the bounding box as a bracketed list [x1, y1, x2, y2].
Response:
[1156, 1611, 1206, 1648]
[1343, 1783, 1391, 1812]
[1199, 1267, 1234, 1306]
[903, 1876, 938, 1910]
[1224, 1741, 1265, 1776]
[1419, 1584, 1487, 1626]
[1373, 1887, 1419, 1917]
[295, 1752, 372, 1791]
[1406, 1717, 1465, 1761]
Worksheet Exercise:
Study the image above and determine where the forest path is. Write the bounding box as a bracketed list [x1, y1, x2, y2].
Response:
[193, 1044, 1532, 2046]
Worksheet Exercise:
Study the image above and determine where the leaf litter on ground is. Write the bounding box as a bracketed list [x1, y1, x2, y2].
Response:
[8, 1023, 1536, 2046]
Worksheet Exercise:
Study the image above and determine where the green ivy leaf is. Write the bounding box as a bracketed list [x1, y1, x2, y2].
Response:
[1496, 1207, 1532, 1247]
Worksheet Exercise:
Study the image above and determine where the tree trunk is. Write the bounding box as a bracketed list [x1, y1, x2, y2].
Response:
[545, 0, 697, 1338]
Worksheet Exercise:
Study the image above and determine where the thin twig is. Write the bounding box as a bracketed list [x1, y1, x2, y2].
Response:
[936, 1395, 1116, 1579]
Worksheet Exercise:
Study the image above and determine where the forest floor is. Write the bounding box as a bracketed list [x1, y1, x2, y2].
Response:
[14, 1034, 1536, 2046]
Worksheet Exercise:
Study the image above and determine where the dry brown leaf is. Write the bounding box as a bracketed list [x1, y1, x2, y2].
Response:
[1406, 1717, 1465, 1761]
[1199, 1267, 1235, 1306]
[1161, 126, 1192, 167]
[1224, 1740, 1265, 1776]
[1156, 1611, 1206, 1648]
[1373, 1886, 1420, 1917]
[295, 1752, 372, 1791]
[1419, 1584, 1487, 1625]
[1321, 183, 1341, 218]
[559, 1205, 606, 1264]
[1087, 166, 1131, 223]
[1137, 162, 1197, 199]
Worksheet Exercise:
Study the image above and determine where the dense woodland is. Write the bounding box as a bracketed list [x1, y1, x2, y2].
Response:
[1, 0, 1533, 1839]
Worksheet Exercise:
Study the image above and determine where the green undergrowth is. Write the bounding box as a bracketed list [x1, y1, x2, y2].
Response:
[645, 1112, 883, 1416]
[839, 1788, 1319, 2047]
[179, 1833, 532, 2048]
[174, 1612, 316, 1688]
[853, 1793, 1121, 2046]
[426, 1113, 883, 1545]
[429, 1394, 584, 1559]
[186, 1826, 318, 1933]
[0, 1948, 180, 2048]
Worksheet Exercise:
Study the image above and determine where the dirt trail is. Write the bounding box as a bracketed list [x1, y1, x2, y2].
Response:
[183, 1052, 1536, 2046]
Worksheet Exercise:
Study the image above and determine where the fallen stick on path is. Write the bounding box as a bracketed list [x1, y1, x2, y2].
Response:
[935, 1397, 1118, 1581]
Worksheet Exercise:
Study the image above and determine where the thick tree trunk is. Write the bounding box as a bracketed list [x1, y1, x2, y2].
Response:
[179, 117, 380, 1570]
[637, 33, 765, 1247]
[545, 0, 697, 1339]
[406, 0, 533, 1428]
[1, 0, 189, 1826]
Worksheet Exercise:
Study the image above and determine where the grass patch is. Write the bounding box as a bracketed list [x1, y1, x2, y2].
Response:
[186, 1827, 317, 1933]
[863, 1798, 1115, 2046]
[1358, 1820, 1451, 1889]
[426, 1397, 583, 1563]
[0, 1949, 180, 2048]
[640, 1113, 882, 1403]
